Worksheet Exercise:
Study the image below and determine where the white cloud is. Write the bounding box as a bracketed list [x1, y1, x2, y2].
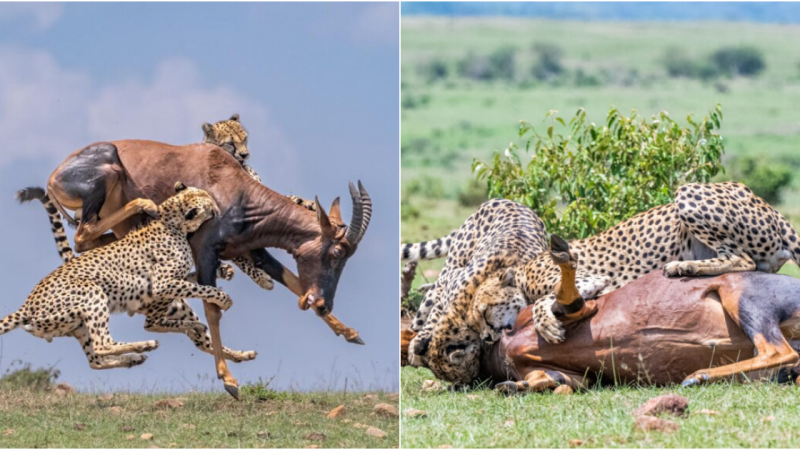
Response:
[0, 46, 299, 186]
[351, 3, 398, 45]
[0, 3, 64, 31]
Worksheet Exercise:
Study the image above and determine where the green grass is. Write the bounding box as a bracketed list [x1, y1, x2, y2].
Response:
[401, 17, 800, 448]
[401, 367, 800, 448]
[0, 388, 398, 448]
[401, 18, 800, 234]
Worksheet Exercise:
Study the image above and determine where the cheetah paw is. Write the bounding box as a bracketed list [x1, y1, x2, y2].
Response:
[664, 261, 699, 277]
[217, 264, 235, 281]
[255, 276, 274, 291]
[126, 354, 148, 368]
[535, 309, 566, 344]
[229, 350, 257, 363]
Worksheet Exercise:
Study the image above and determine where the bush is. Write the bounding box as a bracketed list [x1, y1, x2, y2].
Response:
[727, 155, 793, 204]
[531, 43, 564, 81]
[403, 175, 445, 199]
[662, 48, 718, 80]
[457, 178, 489, 207]
[458, 47, 517, 82]
[473, 105, 725, 240]
[712, 46, 765, 77]
[419, 58, 449, 83]
[401, 288, 425, 315]
[0, 362, 60, 391]
[663, 46, 766, 80]
[241, 376, 290, 401]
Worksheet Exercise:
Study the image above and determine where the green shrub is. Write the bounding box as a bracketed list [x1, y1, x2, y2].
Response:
[458, 47, 517, 81]
[727, 155, 793, 204]
[0, 362, 60, 391]
[531, 43, 564, 81]
[402, 288, 425, 315]
[404, 175, 445, 199]
[240, 376, 290, 401]
[418, 57, 449, 83]
[457, 178, 489, 207]
[473, 105, 725, 240]
[712, 46, 765, 77]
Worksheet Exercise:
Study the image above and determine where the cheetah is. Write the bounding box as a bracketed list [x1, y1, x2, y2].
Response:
[202, 113, 314, 211]
[2, 183, 255, 369]
[420, 182, 800, 385]
[404, 199, 549, 374]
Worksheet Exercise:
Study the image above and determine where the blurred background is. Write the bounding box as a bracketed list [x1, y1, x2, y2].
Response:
[0, 2, 399, 393]
[401, 2, 800, 304]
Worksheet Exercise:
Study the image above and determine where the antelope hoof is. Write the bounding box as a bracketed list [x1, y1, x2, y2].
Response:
[224, 383, 241, 400]
[346, 334, 366, 345]
[495, 381, 518, 396]
[681, 372, 708, 388]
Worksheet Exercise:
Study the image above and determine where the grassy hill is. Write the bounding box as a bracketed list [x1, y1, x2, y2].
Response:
[0, 369, 398, 448]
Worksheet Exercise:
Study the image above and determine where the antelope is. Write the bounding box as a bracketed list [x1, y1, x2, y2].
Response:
[35, 140, 372, 398]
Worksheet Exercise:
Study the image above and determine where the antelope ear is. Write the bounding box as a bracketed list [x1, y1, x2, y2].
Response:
[500, 268, 516, 288]
[328, 197, 343, 226]
[202, 123, 214, 139]
[229, 113, 240, 122]
[174, 181, 187, 192]
[315, 196, 334, 237]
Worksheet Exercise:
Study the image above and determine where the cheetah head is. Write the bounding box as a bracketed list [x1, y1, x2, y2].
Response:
[469, 268, 526, 345]
[163, 182, 219, 234]
[422, 309, 483, 386]
[202, 114, 249, 163]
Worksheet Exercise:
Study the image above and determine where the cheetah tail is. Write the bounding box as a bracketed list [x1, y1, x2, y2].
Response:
[401, 230, 457, 262]
[16, 187, 75, 264]
[0, 310, 23, 336]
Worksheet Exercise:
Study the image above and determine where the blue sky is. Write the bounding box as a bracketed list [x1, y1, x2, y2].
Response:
[0, 3, 399, 392]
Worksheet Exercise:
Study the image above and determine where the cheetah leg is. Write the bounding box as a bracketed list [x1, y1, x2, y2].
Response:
[664, 248, 756, 277]
[187, 263, 235, 284]
[71, 326, 149, 369]
[230, 256, 274, 290]
[75, 198, 158, 253]
[76, 295, 159, 357]
[495, 369, 589, 395]
[151, 277, 233, 310]
[143, 303, 256, 363]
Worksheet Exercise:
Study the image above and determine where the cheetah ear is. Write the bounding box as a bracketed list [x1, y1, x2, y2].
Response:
[230, 113, 240, 122]
[174, 181, 187, 192]
[202, 123, 214, 139]
[500, 268, 516, 288]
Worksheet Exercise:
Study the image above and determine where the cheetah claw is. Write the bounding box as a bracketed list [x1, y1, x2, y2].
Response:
[495, 381, 518, 396]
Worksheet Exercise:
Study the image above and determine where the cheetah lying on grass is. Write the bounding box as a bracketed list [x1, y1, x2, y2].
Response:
[1, 183, 254, 369]
[417, 182, 800, 385]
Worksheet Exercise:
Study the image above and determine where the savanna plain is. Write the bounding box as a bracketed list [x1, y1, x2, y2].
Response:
[401, 17, 800, 448]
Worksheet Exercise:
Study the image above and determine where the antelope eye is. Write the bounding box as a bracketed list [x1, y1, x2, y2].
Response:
[332, 247, 343, 258]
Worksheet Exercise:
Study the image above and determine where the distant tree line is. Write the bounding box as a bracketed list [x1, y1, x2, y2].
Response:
[413, 43, 768, 88]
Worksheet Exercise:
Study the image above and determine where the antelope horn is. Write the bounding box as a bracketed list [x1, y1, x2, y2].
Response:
[357, 180, 372, 241]
[345, 182, 363, 245]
